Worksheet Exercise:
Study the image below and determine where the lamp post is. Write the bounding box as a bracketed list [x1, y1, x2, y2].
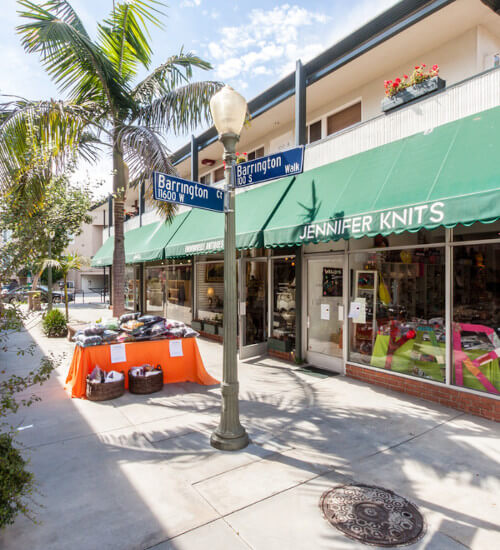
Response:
[209, 86, 249, 451]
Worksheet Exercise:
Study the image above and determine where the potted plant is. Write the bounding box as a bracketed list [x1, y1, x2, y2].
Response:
[381, 64, 445, 112]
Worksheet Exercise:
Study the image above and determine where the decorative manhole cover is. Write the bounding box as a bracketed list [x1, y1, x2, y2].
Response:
[320, 484, 424, 547]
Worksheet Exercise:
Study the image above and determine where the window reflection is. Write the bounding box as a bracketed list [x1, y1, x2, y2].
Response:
[349, 247, 446, 382]
[453, 243, 500, 395]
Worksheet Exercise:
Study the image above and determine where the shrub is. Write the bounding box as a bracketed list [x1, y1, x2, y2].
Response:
[0, 433, 35, 528]
[42, 308, 67, 337]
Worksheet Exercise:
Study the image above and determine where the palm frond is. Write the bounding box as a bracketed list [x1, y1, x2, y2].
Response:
[98, 0, 166, 82]
[0, 98, 99, 201]
[135, 81, 222, 134]
[17, 0, 130, 111]
[132, 51, 213, 103]
[116, 123, 177, 220]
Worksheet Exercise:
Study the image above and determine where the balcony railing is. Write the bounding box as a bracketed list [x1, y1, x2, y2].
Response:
[304, 66, 500, 172]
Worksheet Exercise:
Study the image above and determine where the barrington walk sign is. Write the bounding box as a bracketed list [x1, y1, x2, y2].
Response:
[235, 146, 304, 187]
[153, 172, 225, 213]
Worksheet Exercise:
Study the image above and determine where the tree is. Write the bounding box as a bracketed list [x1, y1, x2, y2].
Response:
[0, 173, 93, 290]
[8, 0, 221, 316]
[42, 252, 87, 320]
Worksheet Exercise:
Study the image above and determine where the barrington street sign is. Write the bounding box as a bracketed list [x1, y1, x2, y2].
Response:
[235, 146, 304, 187]
[153, 172, 225, 213]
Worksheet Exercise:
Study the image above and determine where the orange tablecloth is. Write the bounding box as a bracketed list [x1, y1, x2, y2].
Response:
[65, 338, 219, 398]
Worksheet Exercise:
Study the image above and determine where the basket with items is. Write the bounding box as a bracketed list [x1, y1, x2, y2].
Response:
[128, 364, 164, 394]
[86, 366, 125, 401]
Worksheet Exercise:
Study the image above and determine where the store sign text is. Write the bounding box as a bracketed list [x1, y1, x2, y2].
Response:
[153, 172, 225, 213]
[184, 239, 224, 254]
[298, 202, 445, 241]
[235, 146, 304, 187]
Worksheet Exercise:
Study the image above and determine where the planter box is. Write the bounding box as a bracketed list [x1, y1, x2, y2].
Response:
[381, 76, 445, 112]
[191, 320, 204, 332]
[268, 337, 293, 353]
[203, 323, 220, 335]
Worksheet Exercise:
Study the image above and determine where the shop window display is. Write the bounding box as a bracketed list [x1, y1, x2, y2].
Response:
[452, 242, 500, 395]
[166, 263, 192, 326]
[270, 257, 296, 352]
[349, 247, 446, 382]
[124, 266, 139, 311]
[146, 267, 166, 314]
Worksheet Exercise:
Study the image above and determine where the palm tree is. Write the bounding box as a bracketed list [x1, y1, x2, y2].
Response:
[43, 252, 87, 320]
[5, 0, 221, 316]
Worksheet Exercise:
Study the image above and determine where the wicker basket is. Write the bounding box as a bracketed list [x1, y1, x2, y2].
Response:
[128, 367, 163, 394]
[86, 373, 125, 401]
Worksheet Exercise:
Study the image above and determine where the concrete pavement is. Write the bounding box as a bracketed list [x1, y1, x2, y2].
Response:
[0, 304, 499, 549]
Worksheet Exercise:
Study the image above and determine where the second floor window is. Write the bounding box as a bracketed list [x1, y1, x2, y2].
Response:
[327, 102, 361, 136]
[199, 174, 211, 186]
[308, 120, 322, 144]
[213, 166, 225, 183]
[248, 146, 264, 160]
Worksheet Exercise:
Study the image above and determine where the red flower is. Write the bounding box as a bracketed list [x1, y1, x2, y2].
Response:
[414, 65, 420, 70]
[395, 78, 401, 83]
[432, 64, 439, 70]
[392, 82, 398, 87]
[422, 63, 426, 67]
[403, 74, 408, 79]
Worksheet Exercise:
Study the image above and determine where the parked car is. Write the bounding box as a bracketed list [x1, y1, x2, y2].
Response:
[3, 285, 71, 304]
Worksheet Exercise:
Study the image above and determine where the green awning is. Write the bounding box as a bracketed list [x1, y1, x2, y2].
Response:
[263, 106, 500, 247]
[91, 236, 114, 267]
[164, 176, 295, 257]
[91, 213, 190, 267]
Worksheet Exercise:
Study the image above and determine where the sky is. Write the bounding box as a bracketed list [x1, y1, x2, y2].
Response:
[0, 0, 399, 195]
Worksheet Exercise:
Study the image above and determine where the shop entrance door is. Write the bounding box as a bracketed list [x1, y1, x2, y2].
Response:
[306, 256, 344, 372]
[239, 258, 268, 359]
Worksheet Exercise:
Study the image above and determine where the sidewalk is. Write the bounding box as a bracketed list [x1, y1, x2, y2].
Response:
[0, 305, 498, 550]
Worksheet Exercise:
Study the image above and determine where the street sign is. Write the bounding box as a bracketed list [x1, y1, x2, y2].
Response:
[235, 146, 304, 188]
[153, 172, 225, 213]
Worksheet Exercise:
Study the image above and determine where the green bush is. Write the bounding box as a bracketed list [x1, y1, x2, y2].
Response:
[42, 308, 67, 337]
[0, 433, 35, 528]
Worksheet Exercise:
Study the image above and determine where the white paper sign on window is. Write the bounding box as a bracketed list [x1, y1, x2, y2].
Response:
[169, 339, 183, 357]
[320, 303, 330, 320]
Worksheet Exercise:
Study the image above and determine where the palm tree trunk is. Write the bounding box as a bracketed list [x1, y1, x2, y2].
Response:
[112, 136, 127, 317]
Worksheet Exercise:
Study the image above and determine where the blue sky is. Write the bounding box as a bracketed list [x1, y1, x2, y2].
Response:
[0, 0, 398, 193]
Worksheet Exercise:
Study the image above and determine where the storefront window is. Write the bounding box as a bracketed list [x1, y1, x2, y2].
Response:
[166, 263, 192, 325]
[349, 247, 446, 382]
[195, 261, 224, 328]
[146, 267, 165, 314]
[124, 265, 138, 311]
[452, 242, 500, 395]
[271, 257, 296, 352]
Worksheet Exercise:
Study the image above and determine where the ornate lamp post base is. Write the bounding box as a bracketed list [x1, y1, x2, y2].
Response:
[210, 429, 249, 451]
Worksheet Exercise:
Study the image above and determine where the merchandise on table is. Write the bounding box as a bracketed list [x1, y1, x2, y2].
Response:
[72, 313, 200, 347]
[86, 365, 125, 401]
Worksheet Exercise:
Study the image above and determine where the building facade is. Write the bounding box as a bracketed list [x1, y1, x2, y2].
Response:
[91, 0, 500, 420]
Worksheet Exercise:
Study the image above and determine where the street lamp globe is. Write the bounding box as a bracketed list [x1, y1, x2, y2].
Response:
[210, 85, 247, 136]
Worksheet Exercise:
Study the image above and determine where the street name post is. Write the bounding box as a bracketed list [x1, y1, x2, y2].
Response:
[152, 172, 225, 213]
[235, 146, 304, 188]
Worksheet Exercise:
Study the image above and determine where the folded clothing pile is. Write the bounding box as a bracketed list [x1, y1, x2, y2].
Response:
[129, 364, 162, 377]
[73, 314, 200, 347]
[88, 365, 124, 384]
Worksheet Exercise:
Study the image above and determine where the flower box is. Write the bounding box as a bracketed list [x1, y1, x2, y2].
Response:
[191, 320, 204, 332]
[382, 76, 445, 112]
[268, 337, 293, 353]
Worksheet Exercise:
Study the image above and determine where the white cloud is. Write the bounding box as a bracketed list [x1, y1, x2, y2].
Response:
[180, 0, 202, 7]
[207, 4, 332, 85]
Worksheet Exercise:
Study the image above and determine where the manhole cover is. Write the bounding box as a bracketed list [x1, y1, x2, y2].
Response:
[320, 484, 424, 547]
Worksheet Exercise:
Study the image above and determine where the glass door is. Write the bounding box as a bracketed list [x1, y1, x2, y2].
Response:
[240, 258, 268, 359]
[307, 256, 344, 372]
